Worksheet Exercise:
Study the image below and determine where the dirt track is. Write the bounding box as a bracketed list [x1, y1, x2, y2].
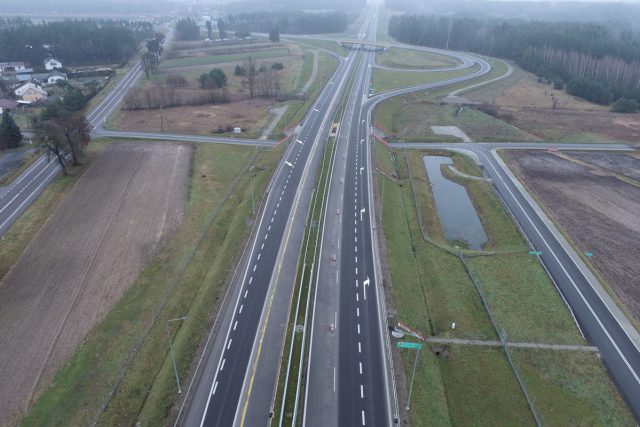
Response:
[504, 151, 640, 324]
[0, 143, 190, 424]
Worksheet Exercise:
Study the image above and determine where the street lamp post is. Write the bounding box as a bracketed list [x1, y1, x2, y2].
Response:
[249, 167, 256, 215]
[405, 347, 420, 411]
[166, 316, 187, 393]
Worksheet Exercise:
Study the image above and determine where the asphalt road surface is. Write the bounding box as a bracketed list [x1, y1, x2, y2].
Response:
[303, 10, 495, 426]
[176, 33, 361, 427]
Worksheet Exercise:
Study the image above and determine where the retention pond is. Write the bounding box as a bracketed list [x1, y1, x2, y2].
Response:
[423, 156, 488, 249]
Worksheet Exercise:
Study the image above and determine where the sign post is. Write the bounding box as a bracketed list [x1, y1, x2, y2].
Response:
[397, 342, 423, 411]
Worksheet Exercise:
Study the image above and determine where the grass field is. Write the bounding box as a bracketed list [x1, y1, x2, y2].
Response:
[23, 142, 285, 426]
[372, 65, 479, 93]
[160, 48, 291, 69]
[375, 98, 538, 142]
[512, 349, 635, 426]
[377, 47, 461, 70]
[373, 141, 631, 425]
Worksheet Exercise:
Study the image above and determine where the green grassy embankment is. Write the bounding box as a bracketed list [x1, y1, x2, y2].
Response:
[376, 47, 461, 70]
[24, 142, 285, 426]
[374, 141, 633, 425]
[371, 64, 479, 93]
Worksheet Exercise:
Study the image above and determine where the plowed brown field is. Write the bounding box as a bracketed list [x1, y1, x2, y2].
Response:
[0, 142, 190, 424]
[504, 151, 640, 324]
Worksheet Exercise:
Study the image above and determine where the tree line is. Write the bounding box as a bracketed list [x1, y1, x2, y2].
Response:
[124, 58, 287, 111]
[389, 15, 640, 106]
[226, 11, 348, 34]
[0, 18, 152, 66]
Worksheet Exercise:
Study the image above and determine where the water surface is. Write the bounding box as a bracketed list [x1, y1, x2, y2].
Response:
[423, 156, 488, 249]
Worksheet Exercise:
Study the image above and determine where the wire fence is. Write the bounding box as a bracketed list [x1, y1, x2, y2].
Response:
[460, 255, 544, 427]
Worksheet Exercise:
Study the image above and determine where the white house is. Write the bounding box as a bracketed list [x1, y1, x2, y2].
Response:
[0, 62, 26, 73]
[44, 58, 63, 71]
[32, 71, 68, 85]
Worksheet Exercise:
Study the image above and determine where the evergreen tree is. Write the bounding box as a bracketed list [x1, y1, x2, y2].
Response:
[175, 18, 200, 41]
[269, 28, 280, 42]
[217, 18, 227, 40]
[1, 111, 23, 149]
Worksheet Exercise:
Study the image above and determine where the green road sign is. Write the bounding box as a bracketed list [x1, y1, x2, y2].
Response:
[585, 252, 593, 257]
[397, 342, 423, 350]
[528, 250, 543, 256]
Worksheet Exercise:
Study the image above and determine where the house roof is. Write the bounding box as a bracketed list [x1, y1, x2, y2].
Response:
[0, 99, 18, 109]
[15, 82, 47, 96]
[32, 71, 67, 81]
[0, 62, 25, 68]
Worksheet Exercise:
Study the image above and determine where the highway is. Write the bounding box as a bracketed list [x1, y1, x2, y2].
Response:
[393, 141, 640, 419]
[303, 9, 393, 427]
[175, 24, 364, 426]
[301, 8, 501, 426]
[3, 8, 639, 423]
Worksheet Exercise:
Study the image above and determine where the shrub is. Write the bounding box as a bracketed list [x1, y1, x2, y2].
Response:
[166, 75, 187, 88]
[612, 98, 639, 113]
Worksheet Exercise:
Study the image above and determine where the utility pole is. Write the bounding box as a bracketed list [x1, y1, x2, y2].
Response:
[249, 166, 255, 215]
[166, 316, 187, 393]
[397, 341, 423, 411]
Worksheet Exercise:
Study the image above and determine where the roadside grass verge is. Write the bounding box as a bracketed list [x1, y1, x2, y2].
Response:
[374, 141, 631, 424]
[371, 65, 479, 93]
[512, 349, 635, 426]
[437, 346, 533, 426]
[23, 142, 284, 426]
[426, 57, 509, 100]
[290, 38, 348, 57]
[376, 47, 460, 70]
[296, 50, 315, 91]
[0, 143, 106, 282]
[268, 52, 338, 139]
[160, 48, 291, 69]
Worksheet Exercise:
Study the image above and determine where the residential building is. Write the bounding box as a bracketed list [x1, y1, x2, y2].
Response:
[44, 58, 63, 70]
[32, 71, 68, 85]
[0, 62, 26, 73]
[14, 83, 48, 102]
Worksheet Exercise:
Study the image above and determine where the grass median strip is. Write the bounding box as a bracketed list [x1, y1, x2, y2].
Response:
[273, 57, 357, 423]
[23, 142, 284, 426]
